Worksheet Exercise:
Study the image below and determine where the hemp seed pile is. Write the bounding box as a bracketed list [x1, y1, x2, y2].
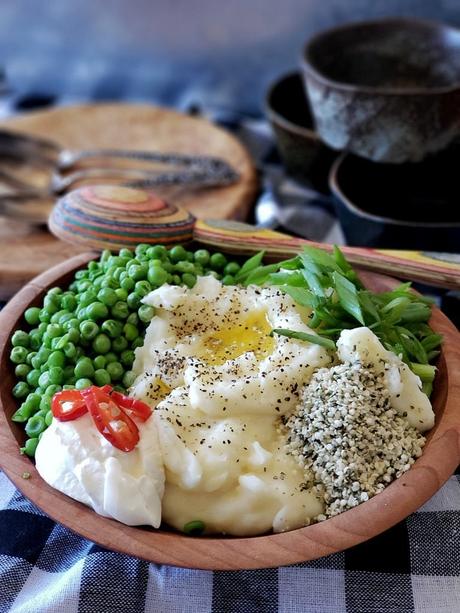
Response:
[285, 361, 425, 519]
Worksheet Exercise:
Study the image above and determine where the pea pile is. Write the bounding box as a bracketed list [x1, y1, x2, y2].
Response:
[9, 243, 244, 457]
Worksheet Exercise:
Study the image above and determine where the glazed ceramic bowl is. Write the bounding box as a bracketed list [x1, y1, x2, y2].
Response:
[0, 244, 459, 570]
[302, 18, 460, 163]
[265, 71, 336, 192]
[329, 145, 460, 251]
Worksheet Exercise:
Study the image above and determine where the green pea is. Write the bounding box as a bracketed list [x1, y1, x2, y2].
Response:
[100, 249, 112, 263]
[120, 276, 135, 292]
[134, 280, 151, 298]
[86, 301, 109, 321]
[119, 248, 133, 259]
[21, 437, 39, 457]
[126, 292, 141, 310]
[24, 307, 41, 326]
[43, 294, 60, 314]
[12, 402, 34, 422]
[97, 287, 118, 307]
[39, 395, 51, 412]
[138, 304, 155, 323]
[54, 333, 70, 350]
[46, 323, 63, 339]
[111, 301, 129, 320]
[15, 363, 31, 379]
[38, 371, 51, 389]
[115, 288, 128, 301]
[222, 274, 235, 285]
[24, 392, 41, 410]
[135, 243, 149, 257]
[122, 370, 136, 388]
[147, 245, 167, 259]
[182, 273, 197, 288]
[29, 331, 42, 350]
[48, 366, 64, 385]
[74, 358, 94, 379]
[161, 259, 174, 273]
[12, 381, 30, 398]
[169, 245, 187, 263]
[92, 333, 111, 354]
[26, 369, 41, 388]
[37, 322, 48, 334]
[224, 261, 240, 276]
[51, 337, 64, 351]
[106, 362, 125, 381]
[147, 266, 168, 287]
[38, 346, 52, 362]
[183, 520, 205, 535]
[120, 349, 135, 367]
[127, 312, 139, 326]
[63, 317, 79, 331]
[75, 378, 93, 390]
[47, 351, 65, 368]
[131, 337, 144, 350]
[194, 249, 210, 266]
[63, 365, 76, 382]
[210, 252, 227, 270]
[45, 410, 53, 427]
[10, 346, 28, 364]
[94, 368, 111, 386]
[12, 330, 30, 348]
[101, 319, 122, 338]
[175, 260, 195, 274]
[38, 309, 51, 323]
[80, 320, 100, 340]
[79, 289, 98, 307]
[45, 384, 61, 397]
[26, 351, 37, 366]
[25, 414, 46, 438]
[61, 293, 77, 311]
[63, 342, 77, 359]
[112, 336, 128, 353]
[59, 313, 74, 326]
[104, 352, 118, 364]
[128, 263, 148, 281]
[93, 355, 107, 369]
[122, 322, 138, 341]
[67, 327, 80, 343]
[50, 310, 65, 324]
[171, 274, 181, 285]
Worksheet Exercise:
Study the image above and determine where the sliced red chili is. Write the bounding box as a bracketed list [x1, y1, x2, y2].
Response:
[51, 390, 87, 421]
[110, 391, 152, 422]
[82, 387, 139, 452]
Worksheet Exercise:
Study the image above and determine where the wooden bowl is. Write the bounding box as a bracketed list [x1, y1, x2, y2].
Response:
[0, 251, 459, 570]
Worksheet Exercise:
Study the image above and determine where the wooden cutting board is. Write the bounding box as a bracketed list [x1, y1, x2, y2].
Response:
[0, 103, 258, 299]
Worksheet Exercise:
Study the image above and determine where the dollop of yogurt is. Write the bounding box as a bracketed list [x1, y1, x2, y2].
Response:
[35, 413, 164, 527]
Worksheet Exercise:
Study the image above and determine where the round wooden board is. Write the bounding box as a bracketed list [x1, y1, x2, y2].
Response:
[0, 252, 459, 570]
[0, 104, 258, 299]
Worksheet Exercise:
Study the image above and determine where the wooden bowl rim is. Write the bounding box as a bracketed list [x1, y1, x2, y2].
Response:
[0, 251, 459, 570]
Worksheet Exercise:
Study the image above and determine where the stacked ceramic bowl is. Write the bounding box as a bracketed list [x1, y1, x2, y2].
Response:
[266, 18, 460, 251]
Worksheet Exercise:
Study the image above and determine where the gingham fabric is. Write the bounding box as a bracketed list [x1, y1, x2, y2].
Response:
[1, 93, 459, 611]
[1, 469, 460, 613]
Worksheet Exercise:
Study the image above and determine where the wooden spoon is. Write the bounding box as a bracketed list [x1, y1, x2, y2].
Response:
[50, 185, 460, 289]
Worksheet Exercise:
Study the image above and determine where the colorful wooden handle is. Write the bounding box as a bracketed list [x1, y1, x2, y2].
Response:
[194, 219, 460, 290]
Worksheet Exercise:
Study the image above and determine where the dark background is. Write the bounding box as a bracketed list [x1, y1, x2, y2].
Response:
[1, 1, 460, 114]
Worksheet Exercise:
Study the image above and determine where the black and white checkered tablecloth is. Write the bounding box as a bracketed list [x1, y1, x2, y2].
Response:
[2, 469, 460, 613]
[1, 100, 459, 612]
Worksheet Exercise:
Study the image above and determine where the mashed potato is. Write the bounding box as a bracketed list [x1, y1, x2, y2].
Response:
[131, 276, 331, 535]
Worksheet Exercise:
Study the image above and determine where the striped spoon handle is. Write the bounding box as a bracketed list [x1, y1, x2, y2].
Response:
[194, 219, 460, 290]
